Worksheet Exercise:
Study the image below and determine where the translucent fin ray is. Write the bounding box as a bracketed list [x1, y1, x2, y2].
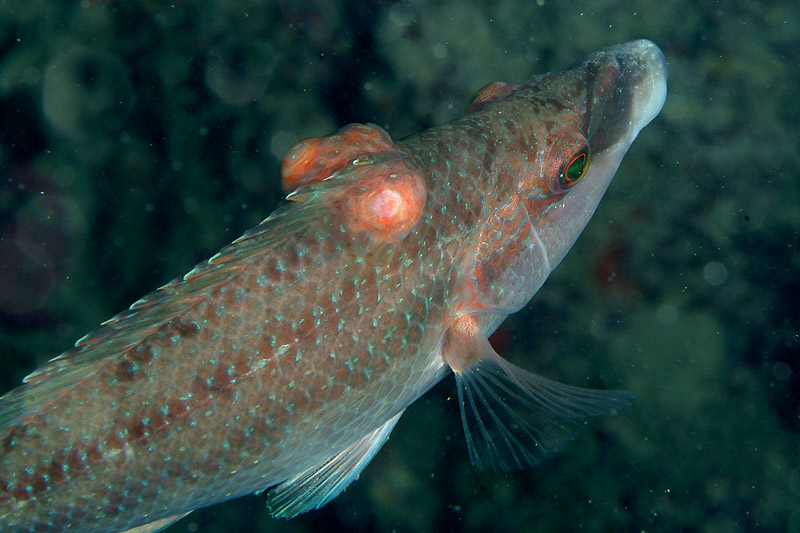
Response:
[120, 511, 191, 533]
[455, 347, 633, 472]
[267, 410, 404, 519]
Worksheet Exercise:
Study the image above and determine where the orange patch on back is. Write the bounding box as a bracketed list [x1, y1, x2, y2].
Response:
[336, 156, 427, 243]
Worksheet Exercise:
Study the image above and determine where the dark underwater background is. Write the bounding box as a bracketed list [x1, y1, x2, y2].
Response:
[1, 1, 798, 531]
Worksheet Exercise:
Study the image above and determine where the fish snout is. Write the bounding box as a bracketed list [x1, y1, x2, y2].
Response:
[588, 39, 668, 154]
[622, 39, 668, 138]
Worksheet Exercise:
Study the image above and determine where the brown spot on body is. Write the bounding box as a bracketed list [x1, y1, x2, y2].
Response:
[286, 250, 300, 272]
[504, 120, 517, 137]
[107, 489, 125, 507]
[46, 457, 66, 484]
[193, 370, 221, 399]
[480, 143, 496, 174]
[264, 256, 285, 282]
[106, 429, 125, 450]
[211, 366, 235, 400]
[86, 440, 102, 463]
[167, 397, 189, 419]
[128, 345, 154, 364]
[1, 424, 25, 452]
[171, 318, 201, 339]
[289, 389, 310, 413]
[9, 480, 29, 501]
[230, 350, 252, 378]
[142, 408, 165, 432]
[66, 448, 86, 474]
[31, 473, 47, 494]
[113, 356, 139, 382]
[127, 418, 147, 441]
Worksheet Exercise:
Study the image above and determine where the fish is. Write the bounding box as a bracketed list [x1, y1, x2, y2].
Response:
[0, 40, 667, 532]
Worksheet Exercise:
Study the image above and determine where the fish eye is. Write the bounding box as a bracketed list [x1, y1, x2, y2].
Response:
[545, 133, 591, 194]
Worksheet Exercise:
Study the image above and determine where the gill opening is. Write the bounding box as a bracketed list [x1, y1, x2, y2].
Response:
[526, 210, 551, 274]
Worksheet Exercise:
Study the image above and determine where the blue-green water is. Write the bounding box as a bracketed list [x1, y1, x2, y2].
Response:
[0, 1, 797, 531]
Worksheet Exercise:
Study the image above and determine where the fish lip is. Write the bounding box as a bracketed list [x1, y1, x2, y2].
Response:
[586, 40, 667, 176]
[625, 39, 668, 134]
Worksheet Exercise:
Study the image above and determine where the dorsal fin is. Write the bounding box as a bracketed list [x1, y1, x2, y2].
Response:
[467, 81, 515, 112]
[280, 123, 398, 194]
[0, 189, 338, 433]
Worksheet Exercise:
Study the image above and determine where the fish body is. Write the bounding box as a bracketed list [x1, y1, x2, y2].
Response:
[0, 40, 666, 531]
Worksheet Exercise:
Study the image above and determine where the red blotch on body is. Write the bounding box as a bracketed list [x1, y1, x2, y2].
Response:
[337, 164, 426, 243]
[281, 122, 426, 242]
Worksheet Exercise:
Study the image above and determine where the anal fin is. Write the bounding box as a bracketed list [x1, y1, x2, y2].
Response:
[267, 410, 404, 519]
[120, 511, 191, 533]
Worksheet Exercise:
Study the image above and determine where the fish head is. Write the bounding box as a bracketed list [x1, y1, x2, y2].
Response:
[511, 39, 667, 273]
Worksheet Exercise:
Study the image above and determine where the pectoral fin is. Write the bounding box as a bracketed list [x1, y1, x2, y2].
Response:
[443, 315, 634, 471]
[267, 410, 404, 519]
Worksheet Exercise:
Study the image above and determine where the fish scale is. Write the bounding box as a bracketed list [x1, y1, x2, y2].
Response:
[0, 40, 667, 531]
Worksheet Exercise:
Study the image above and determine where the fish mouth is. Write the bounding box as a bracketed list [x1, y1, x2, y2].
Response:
[615, 39, 668, 142]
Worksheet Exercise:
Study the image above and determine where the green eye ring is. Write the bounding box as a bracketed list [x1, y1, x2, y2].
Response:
[545, 133, 591, 194]
[562, 149, 590, 186]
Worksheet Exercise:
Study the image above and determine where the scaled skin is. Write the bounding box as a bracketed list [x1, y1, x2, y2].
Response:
[0, 40, 666, 532]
